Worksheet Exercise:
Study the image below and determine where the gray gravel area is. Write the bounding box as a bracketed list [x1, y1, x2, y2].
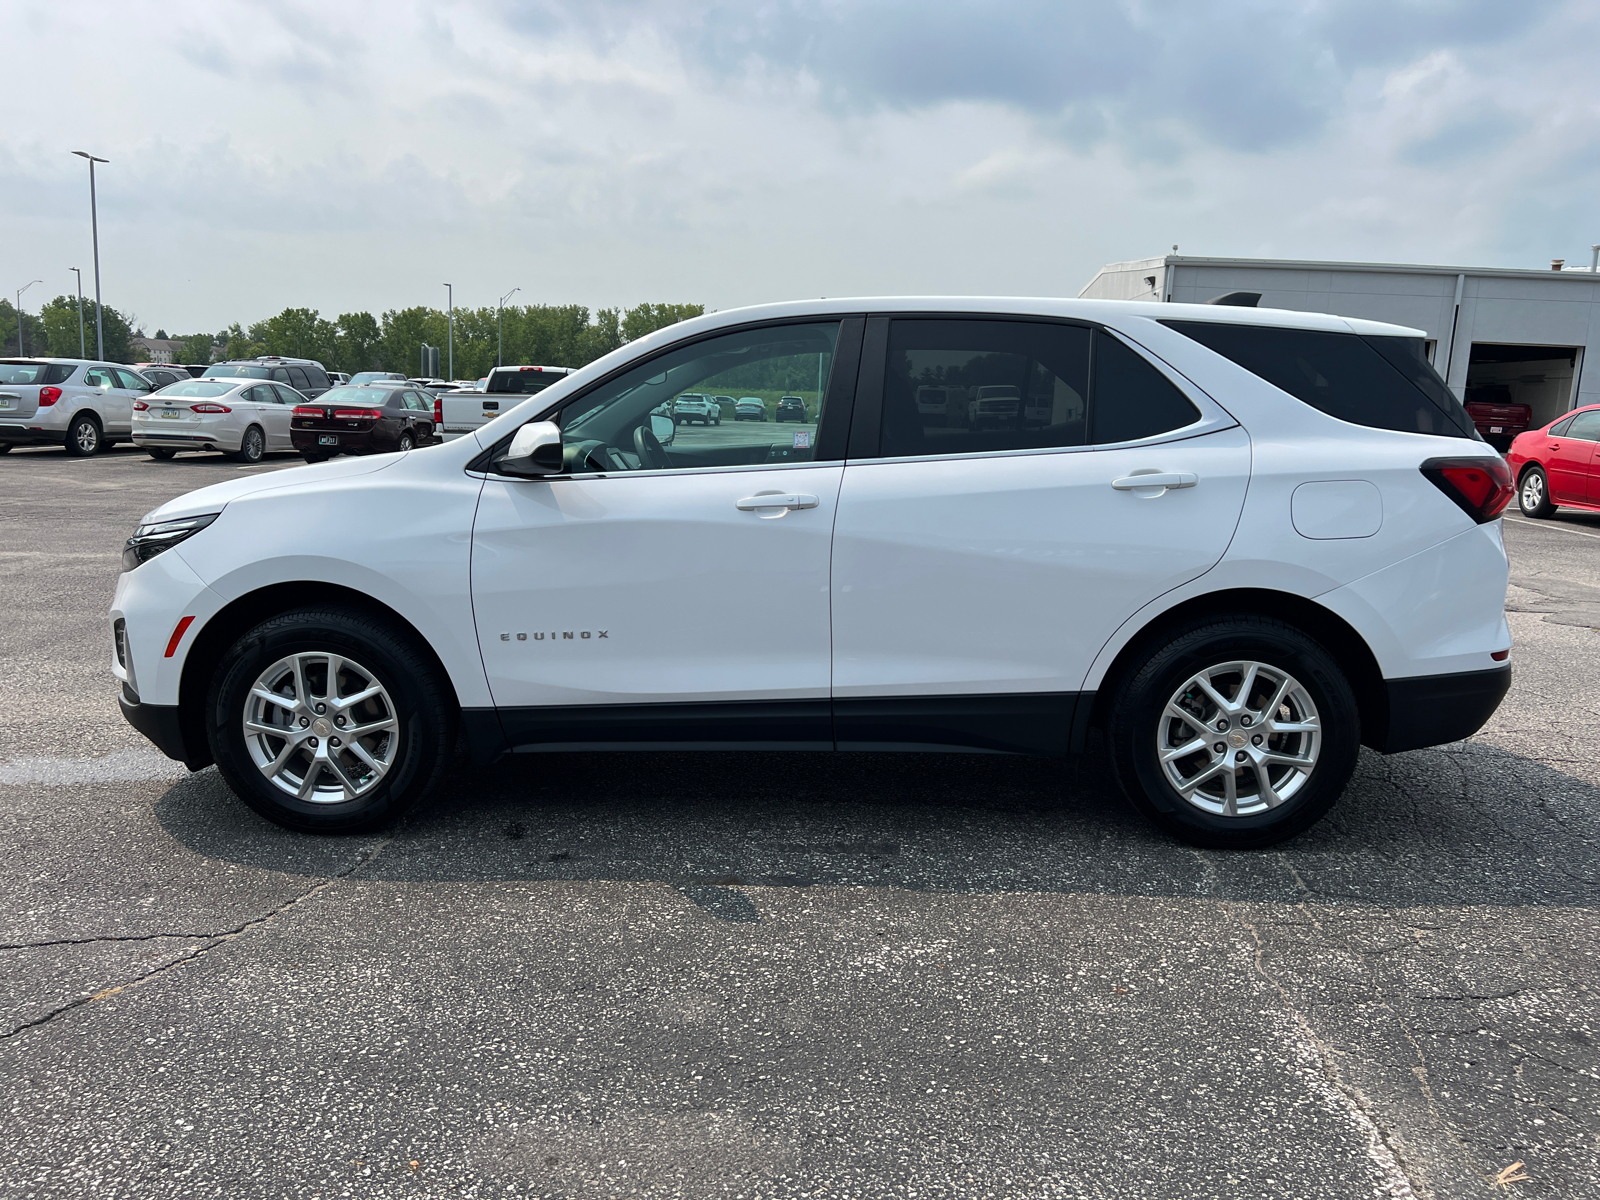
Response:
[0, 444, 1596, 1199]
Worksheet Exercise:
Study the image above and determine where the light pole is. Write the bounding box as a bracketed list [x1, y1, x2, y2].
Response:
[497, 287, 519, 367]
[443, 283, 453, 381]
[72, 151, 109, 359]
[69, 268, 85, 357]
[14, 280, 41, 356]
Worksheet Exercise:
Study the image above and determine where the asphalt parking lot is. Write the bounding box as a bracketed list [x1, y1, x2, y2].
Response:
[1, 444, 1597, 1199]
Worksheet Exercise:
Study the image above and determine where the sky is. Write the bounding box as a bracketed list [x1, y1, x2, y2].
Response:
[4, 0, 1599, 335]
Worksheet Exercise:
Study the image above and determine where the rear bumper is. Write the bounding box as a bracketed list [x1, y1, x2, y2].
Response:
[1369, 665, 1511, 753]
[119, 690, 205, 767]
[292, 430, 375, 453]
[0, 423, 66, 446]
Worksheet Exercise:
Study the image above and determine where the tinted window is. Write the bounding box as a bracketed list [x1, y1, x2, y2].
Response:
[548, 322, 840, 474]
[488, 369, 566, 394]
[286, 366, 311, 390]
[1565, 410, 1600, 441]
[0, 361, 73, 385]
[1163, 320, 1475, 439]
[1548, 415, 1575, 436]
[880, 320, 1090, 458]
[304, 366, 330, 390]
[1092, 332, 1201, 444]
[270, 368, 291, 384]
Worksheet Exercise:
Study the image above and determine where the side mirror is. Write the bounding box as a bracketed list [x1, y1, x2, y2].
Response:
[497, 420, 564, 477]
[650, 412, 676, 445]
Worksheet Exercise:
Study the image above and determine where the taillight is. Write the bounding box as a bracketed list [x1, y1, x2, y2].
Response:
[133, 401, 149, 411]
[1421, 456, 1514, 523]
[434, 396, 442, 423]
[38, 386, 61, 406]
[333, 408, 382, 420]
[293, 406, 324, 418]
[190, 403, 232, 413]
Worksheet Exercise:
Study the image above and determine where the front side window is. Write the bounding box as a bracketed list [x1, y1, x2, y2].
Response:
[1163, 320, 1476, 439]
[548, 322, 840, 474]
[84, 367, 114, 389]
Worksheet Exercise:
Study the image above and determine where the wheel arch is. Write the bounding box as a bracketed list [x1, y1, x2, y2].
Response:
[1514, 459, 1544, 482]
[1083, 587, 1387, 751]
[176, 580, 463, 770]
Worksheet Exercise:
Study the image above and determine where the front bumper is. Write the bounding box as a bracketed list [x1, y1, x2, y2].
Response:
[119, 688, 205, 767]
[0, 422, 66, 446]
[1369, 665, 1512, 753]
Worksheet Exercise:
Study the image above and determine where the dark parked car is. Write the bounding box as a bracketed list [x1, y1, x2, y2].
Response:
[775, 395, 807, 422]
[204, 355, 333, 398]
[291, 384, 438, 462]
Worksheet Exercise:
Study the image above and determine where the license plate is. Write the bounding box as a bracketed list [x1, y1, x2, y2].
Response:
[1489, 426, 1503, 433]
[0, 400, 12, 410]
[161, 409, 180, 419]
[318, 435, 338, 445]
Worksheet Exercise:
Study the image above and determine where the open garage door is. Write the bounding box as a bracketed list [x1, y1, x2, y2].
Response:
[1465, 343, 1579, 445]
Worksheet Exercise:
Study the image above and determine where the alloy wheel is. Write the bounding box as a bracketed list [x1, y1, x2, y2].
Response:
[1520, 472, 1544, 513]
[242, 651, 400, 803]
[1156, 659, 1321, 817]
[73, 420, 100, 454]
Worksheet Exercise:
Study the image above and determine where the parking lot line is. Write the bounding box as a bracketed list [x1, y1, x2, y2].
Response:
[1503, 514, 1600, 540]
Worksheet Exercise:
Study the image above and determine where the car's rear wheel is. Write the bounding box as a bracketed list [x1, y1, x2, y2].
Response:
[1106, 616, 1360, 849]
[231, 426, 265, 463]
[1518, 466, 1556, 518]
[398, 430, 415, 451]
[147, 447, 178, 461]
[300, 452, 330, 464]
[206, 606, 455, 832]
[64, 414, 102, 457]
[0, 443, 12, 453]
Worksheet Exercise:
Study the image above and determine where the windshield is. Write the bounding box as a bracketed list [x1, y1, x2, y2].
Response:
[153, 380, 235, 398]
[203, 364, 270, 379]
[350, 372, 403, 385]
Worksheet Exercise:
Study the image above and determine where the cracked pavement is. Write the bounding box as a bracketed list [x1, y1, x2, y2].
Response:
[1, 446, 1597, 1198]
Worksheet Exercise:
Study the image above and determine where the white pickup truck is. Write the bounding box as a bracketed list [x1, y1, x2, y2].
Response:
[435, 365, 573, 441]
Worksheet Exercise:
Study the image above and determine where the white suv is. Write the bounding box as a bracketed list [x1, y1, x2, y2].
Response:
[110, 298, 1513, 847]
[0, 358, 155, 455]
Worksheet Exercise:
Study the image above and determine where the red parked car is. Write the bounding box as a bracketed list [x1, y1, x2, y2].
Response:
[1507, 404, 1600, 517]
[291, 383, 438, 463]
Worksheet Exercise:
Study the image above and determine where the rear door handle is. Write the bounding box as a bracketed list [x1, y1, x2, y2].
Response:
[736, 492, 819, 512]
[1112, 472, 1198, 492]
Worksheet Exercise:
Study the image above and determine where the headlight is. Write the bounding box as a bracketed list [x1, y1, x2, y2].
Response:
[122, 513, 219, 572]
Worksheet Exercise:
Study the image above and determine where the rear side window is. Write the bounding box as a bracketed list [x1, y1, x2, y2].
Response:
[1163, 320, 1476, 439]
[305, 366, 330, 390]
[287, 366, 311, 390]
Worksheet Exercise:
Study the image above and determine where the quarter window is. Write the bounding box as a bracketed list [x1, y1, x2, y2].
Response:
[1162, 320, 1476, 439]
[546, 322, 841, 475]
[1091, 332, 1200, 444]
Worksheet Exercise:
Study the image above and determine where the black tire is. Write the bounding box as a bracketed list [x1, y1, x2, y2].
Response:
[147, 447, 178, 461]
[398, 430, 415, 452]
[1105, 615, 1360, 849]
[0, 443, 12, 453]
[1518, 465, 1556, 518]
[206, 606, 456, 832]
[231, 426, 265, 463]
[64, 414, 102, 457]
[301, 452, 330, 464]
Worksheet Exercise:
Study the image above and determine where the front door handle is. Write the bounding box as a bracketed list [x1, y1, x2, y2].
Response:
[1112, 471, 1198, 492]
[736, 492, 819, 514]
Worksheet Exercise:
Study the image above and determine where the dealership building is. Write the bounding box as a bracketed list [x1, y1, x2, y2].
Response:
[1080, 254, 1600, 429]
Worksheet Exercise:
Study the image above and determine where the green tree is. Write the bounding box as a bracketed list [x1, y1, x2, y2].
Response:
[254, 308, 338, 364]
[178, 332, 214, 364]
[154, 328, 167, 340]
[376, 306, 450, 375]
[224, 322, 265, 362]
[334, 311, 381, 374]
[621, 302, 703, 342]
[577, 307, 623, 364]
[34, 297, 132, 361]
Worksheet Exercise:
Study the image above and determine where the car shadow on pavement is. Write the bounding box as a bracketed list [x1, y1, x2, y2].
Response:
[153, 739, 1600, 920]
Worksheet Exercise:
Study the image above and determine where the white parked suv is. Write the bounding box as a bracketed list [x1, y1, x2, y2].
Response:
[111, 298, 1514, 847]
[0, 358, 157, 455]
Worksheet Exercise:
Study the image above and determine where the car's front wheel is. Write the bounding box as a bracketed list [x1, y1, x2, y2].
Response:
[1518, 466, 1556, 518]
[206, 606, 455, 832]
[1106, 616, 1360, 849]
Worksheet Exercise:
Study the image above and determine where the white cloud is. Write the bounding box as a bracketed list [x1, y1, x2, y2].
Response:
[2, 0, 1598, 334]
